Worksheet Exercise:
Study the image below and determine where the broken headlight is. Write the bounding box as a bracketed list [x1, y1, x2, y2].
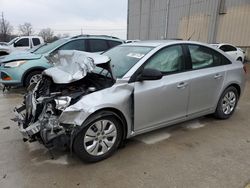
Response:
[54, 96, 71, 111]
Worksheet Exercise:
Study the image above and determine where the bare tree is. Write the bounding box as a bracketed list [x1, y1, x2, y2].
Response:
[38, 28, 54, 42]
[19, 22, 33, 36]
[0, 12, 13, 42]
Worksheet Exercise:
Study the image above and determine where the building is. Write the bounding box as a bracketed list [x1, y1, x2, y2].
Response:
[127, 0, 250, 60]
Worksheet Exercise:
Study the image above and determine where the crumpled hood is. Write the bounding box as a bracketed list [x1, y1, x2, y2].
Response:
[44, 50, 113, 84]
[0, 51, 42, 64]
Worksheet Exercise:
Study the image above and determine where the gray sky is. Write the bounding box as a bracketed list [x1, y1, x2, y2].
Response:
[0, 0, 128, 39]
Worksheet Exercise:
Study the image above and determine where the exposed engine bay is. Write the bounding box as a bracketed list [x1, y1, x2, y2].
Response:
[13, 51, 115, 150]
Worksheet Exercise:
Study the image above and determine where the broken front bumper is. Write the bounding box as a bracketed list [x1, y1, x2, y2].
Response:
[13, 105, 41, 139]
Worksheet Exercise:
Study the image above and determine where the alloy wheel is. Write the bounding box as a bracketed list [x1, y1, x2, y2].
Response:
[83, 119, 117, 156]
[222, 91, 236, 115]
[29, 74, 42, 85]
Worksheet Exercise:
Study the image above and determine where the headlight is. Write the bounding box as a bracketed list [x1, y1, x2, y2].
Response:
[54, 96, 71, 110]
[4, 60, 27, 68]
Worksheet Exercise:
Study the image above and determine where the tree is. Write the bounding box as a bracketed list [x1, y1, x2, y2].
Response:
[19, 22, 33, 36]
[38, 28, 54, 42]
[0, 12, 13, 42]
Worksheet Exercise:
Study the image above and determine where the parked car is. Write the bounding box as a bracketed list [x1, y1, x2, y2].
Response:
[0, 36, 44, 56]
[0, 35, 124, 87]
[211, 43, 245, 62]
[14, 40, 246, 162]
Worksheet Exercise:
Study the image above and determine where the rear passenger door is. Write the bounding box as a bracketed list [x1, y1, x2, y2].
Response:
[186, 44, 230, 116]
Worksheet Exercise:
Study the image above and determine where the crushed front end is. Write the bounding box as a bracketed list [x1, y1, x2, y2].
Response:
[13, 50, 115, 150]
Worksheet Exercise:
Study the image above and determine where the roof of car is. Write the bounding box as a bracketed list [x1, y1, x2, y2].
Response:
[122, 40, 210, 47]
[69, 35, 124, 42]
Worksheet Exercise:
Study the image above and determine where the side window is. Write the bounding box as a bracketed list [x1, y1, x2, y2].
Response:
[32, 38, 40, 46]
[88, 39, 109, 52]
[58, 39, 86, 51]
[188, 44, 230, 70]
[144, 45, 184, 74]
[108, 40, 122, 48]
[15, 38, 29, 47]
[220, 45, 237, 52]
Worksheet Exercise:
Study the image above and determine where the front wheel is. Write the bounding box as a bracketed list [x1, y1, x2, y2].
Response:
[24, 71, 42, 87]
[214, 86, 239, 119]
[73, 115, 122, 162]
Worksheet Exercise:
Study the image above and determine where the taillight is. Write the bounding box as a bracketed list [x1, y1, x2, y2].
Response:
[243, 64, 247, 74]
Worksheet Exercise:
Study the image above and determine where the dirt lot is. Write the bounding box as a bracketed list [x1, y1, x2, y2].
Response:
[0, 64, 250, 188]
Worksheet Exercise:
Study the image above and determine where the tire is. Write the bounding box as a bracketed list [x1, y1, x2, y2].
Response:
[73, 114, 122, 163]
[214, 86, 239, 119]
[24, 71, 42, 87]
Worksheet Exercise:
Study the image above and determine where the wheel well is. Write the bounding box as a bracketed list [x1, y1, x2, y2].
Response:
[22, 68, 45, 86]
[94, 108, 128, 141]
[237, 57, 242, 61]
[80, 108, 128, 143]
[0, 51, 9, 56]
[227, 84, 241, 97]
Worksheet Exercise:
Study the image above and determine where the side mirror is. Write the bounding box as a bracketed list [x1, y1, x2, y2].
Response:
[137, 68, 163, 81]
[13, 42, 17, 47]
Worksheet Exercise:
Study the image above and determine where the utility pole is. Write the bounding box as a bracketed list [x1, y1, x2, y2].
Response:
[1, 12, 7, 41]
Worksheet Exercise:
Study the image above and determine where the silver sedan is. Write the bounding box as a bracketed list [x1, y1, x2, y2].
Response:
[14, 41, 246, 162]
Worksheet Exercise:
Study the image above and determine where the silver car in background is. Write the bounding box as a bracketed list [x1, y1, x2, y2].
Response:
[14, 41, 246, 162]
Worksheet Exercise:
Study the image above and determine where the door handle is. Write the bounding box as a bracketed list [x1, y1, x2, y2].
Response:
[177, 82, 188, 89]
[214, 74, 222, 79]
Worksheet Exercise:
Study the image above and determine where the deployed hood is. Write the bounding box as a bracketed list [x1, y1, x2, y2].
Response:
[44, 50, 113, 84]
[0, 51, 42, 63]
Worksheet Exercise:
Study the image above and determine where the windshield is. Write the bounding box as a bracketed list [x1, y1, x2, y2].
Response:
[33, 38, 67, 54]
[8, 37, 19, 45]
[104, 46, 153, 78]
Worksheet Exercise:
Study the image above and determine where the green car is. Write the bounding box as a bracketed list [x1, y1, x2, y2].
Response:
[0, 35, 123, 87]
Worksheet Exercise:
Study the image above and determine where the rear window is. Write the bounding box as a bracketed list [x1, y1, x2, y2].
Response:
[219, 45, 237, 52]
[188, 44, 231, 70]
[58, 39, 86, 51]
[32, 38, 41, 46]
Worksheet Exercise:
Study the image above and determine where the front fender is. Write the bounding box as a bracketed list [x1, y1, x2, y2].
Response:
[58, 83, 134, 134]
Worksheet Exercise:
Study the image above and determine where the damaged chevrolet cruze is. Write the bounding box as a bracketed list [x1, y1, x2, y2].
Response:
[13, 41, 246, 162]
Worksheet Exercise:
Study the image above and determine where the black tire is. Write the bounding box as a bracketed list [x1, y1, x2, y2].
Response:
[214, 86, 239, 119]
[24, 71, 42, 87]
[73, 114, 122, 163]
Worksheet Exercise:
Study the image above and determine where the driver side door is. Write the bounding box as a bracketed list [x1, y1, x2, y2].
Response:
[133, 45, 190, 132]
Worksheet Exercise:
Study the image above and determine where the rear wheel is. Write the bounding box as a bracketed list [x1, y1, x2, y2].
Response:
[214, 86, 239, 119]
[24, 71, 42, 87]
[73, 115, 122, 162]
